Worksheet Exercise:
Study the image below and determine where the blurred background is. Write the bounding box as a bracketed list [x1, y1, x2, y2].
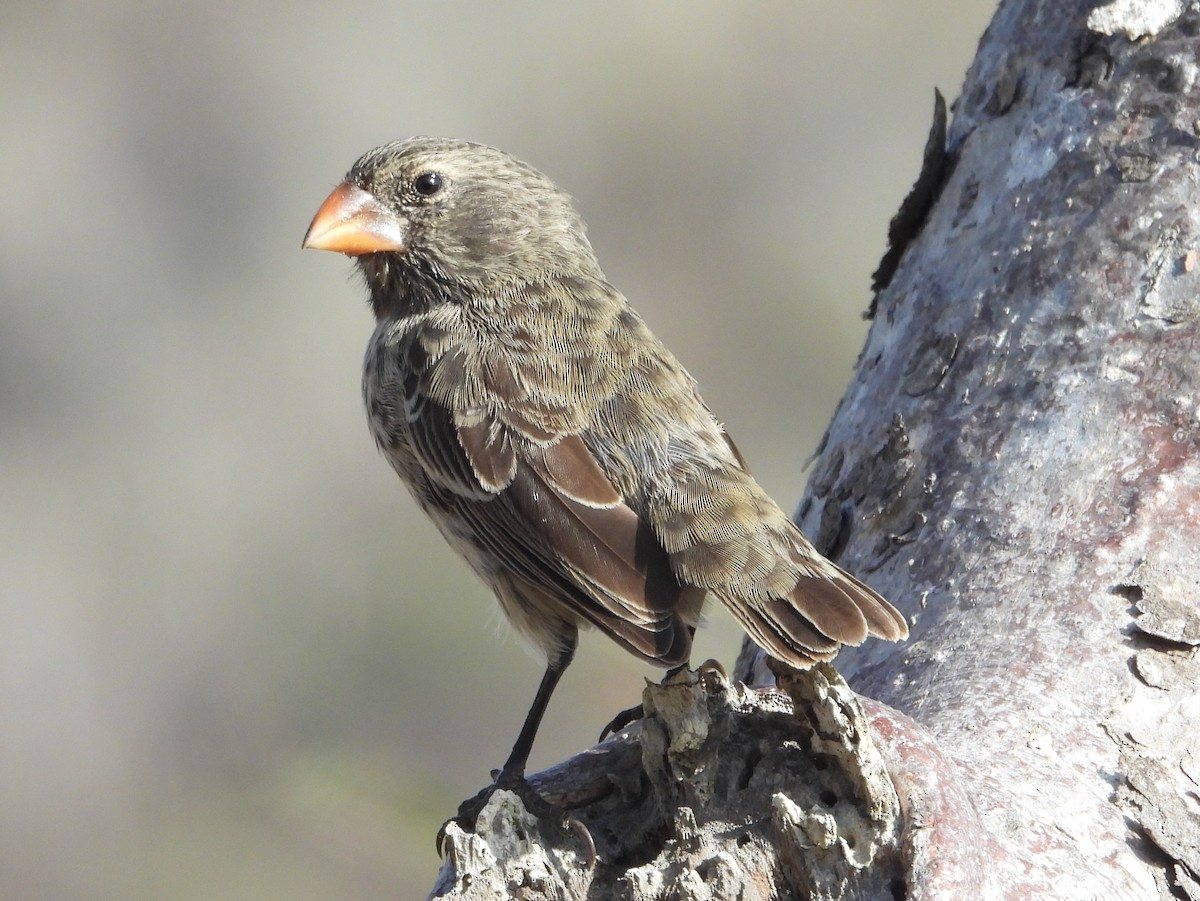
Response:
[1, 3, 992, 897]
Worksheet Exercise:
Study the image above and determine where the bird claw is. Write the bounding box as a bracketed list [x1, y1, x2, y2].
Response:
[598, 703, 645, 741]
[435, 770, 565, 856]
[599, 661, 720, 740]
[434, 819, 455, 857]
[567, 814, 598, 871]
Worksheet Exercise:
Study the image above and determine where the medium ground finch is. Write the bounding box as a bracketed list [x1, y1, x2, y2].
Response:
[303, 137, 907, 824]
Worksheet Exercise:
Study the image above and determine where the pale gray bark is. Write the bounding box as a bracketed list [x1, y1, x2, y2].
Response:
[430, 1, 1200, 897]
[433, 666, 916, 900]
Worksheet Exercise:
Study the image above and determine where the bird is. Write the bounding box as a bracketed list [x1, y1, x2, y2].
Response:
[302, 136, 908, 831]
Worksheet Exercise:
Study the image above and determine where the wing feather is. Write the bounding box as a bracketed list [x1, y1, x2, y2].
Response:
[404, 384, 693, 666]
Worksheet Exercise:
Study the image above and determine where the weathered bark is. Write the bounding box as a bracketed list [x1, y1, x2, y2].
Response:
[433, 666, 914, 900]
[430, 1, 1200, 897]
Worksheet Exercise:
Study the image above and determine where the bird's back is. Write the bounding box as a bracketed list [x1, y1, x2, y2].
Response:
[366, 273, 905, 669]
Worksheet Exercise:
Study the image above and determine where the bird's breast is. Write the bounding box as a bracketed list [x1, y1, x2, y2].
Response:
[362, 318, 424, 472]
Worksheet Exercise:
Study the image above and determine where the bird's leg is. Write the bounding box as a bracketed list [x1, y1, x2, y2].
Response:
[491, 636, 575, 799]
[444, 632, 577, 840]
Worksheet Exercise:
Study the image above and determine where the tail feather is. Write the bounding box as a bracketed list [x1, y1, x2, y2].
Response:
[833, 569, 910, 641]
[726, 594, 840, 665]
[784, 575, 870, 644]
[721, 568, 907, 669]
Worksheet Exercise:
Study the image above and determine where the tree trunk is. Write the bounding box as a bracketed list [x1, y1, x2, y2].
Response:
[431, 1, 1200, 897]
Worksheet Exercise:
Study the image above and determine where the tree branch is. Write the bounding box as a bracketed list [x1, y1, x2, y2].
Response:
[430, 1, 1200, 896]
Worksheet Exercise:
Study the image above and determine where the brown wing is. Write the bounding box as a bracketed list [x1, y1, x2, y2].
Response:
[652, 427, 909, 669]
[405, 386, 694, 666]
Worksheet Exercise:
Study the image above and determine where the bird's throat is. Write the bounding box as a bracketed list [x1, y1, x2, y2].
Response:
[361, 254, 454, 321]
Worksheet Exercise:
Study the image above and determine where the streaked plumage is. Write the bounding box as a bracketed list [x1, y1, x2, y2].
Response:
[304, 137, 907, 817]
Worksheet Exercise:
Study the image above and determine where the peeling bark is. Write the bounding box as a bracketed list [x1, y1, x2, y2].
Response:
[429, 0, 1200, 897]
[433, 666, 907, 900]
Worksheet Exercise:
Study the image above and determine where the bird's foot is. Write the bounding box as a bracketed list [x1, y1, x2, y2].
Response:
[598, 703, 644, 741]
[436, 768, 575, 856]
[598, 660, 726, 741]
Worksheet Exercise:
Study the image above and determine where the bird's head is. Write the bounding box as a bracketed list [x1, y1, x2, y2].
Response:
[303, 137, 601, 316]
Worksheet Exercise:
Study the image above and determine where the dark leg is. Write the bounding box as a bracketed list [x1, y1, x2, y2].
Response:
[496, 635, 575, 781]
[439, 632, 578, 851]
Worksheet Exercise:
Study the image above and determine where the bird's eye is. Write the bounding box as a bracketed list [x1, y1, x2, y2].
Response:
[413, 171, 444, 197]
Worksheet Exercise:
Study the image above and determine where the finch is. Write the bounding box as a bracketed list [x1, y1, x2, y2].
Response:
[303, 137, 907, 821]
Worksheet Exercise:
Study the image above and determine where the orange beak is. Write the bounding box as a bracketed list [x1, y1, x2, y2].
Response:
[302, 182, 407, 255]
